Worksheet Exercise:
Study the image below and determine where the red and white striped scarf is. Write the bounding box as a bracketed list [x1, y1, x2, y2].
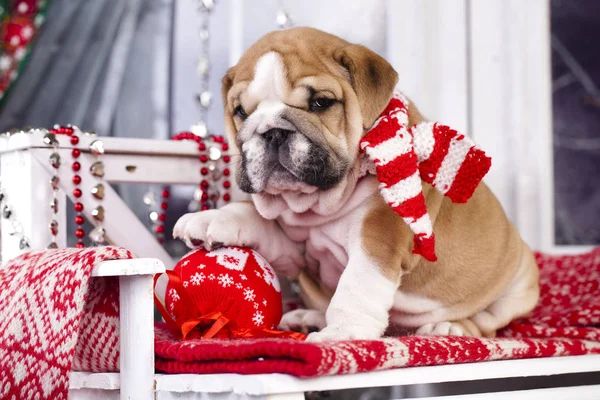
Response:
[360, 93, 491, 262]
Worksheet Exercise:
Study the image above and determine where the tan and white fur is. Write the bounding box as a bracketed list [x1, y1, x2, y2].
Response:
[173, 27, 540, 341]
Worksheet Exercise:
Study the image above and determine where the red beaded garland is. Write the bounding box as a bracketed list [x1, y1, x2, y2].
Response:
[51, 126, 87, 248]
[153, 133, 232, 243]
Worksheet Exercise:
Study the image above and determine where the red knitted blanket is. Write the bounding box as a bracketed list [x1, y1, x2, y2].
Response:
[155, 249, 600, 376]
[0, 246, 133, 400]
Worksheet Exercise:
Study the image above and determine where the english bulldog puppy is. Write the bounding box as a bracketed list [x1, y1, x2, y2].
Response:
[173, 27, 540, 341]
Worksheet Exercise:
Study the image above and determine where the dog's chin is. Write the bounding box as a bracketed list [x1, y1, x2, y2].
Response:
[263, 170, 319, 195]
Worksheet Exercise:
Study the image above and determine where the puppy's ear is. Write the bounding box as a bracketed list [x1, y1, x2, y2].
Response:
[221, 67, 237, 141]
[335, 45, 399, 129]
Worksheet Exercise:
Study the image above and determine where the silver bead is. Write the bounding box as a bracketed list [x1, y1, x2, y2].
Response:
[208, 163, 216, 171]
[43, 133, 58, 146]
[211, 168, 222, 180]
[197, 58, 209, 77]
[89, 226, 106, 243]
[49, 152, 60, 168]
[188, 200, 200, 212]
[193, 188, 203, 201]
[91, 183, 105, 200]
[276, 10, 292, 28]
[89, 140, 105, 155]
[200, 0, 215, 12]
[90, 161, 105, 178]
[149, 211, 159, 222]
[2, 205, 12, 219]
[50, 198, 58, 213]
[208, 146, 222, 161]
[191, 122, 208, 138]
[199, 28, 210, 41]
[92, 206, 105, 221]
[143, 191, 155, 206]
[198, 91, 212, 108]
[20, 237, 30, 250]
[50, 176, 60, 191]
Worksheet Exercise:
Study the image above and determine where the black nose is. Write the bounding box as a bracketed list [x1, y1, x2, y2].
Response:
[263, 128, 292, 147]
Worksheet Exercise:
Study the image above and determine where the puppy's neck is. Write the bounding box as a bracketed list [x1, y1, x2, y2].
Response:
[250, 157, 375, 223]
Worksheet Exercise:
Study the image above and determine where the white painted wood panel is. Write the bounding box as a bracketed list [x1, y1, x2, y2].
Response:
[386, 0, 469, 133]
[468, 0, 553, 251]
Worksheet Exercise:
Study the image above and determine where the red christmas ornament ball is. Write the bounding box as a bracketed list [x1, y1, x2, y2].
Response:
[163, 247, 283, 338]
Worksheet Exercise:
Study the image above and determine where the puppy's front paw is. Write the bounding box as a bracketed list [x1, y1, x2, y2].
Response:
[173, 210, 253, 250]
[279, 309, 326, 334]
[306, 325, 383, 342]
[415, 321, 466, 336]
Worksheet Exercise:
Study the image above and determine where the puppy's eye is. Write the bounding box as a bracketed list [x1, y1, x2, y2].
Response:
[233, 105, 248, 120]
[309, 98, 335, 112]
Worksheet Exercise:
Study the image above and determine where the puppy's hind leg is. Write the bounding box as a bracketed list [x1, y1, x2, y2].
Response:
[469, 247, 540, 337]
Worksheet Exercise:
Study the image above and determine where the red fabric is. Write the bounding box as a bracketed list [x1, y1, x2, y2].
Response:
[445, 145, 493, 203]
[0, 247, 133, 400]
[155, 248, 600, 377]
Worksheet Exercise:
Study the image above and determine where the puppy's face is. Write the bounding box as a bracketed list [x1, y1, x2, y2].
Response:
[222, 27, 398, 195]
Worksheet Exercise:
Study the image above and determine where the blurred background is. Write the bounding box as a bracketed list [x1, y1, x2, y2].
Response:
[0, 0, 598, 257]
[0, 0, 598, 398]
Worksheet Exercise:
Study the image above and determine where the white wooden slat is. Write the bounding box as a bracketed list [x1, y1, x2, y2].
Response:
[92, 258, 165, 277]
[0, 132, 201, 157]
[30, 150, 175, 269]
[386, 0, 469, 133]
[0, 151, 67, 262]
[467, 0, 553, 251]
[119, 274, 156, 400]
[71, 354, 600, 396]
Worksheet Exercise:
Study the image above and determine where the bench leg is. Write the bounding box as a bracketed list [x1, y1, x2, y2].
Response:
[119, 274, 155, 400]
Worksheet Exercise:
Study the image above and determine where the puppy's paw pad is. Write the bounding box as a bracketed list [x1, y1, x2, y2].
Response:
[279, 309, 326, 334]
[416, 321, 465, 336]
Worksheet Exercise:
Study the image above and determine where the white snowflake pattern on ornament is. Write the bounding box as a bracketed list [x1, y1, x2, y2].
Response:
[198, 264, 206, 269]
[169, 302, 175, 311]
[190, 272, 205, 286]
[252, 311, 264, 326]
[207, 248, 249, 271]
[218, 273, 234, 288]
[169, 289, 180, 302]
[254, 270, 262, 278]
[235, 283, 243, 289]
[263, 299, 267, 306]
[253, 251, 281, 292]
[182, 260, 190, 267]
[183, 281, 189, 288]
[243, 288, 256, 301]
[240, 274, 247, 281]
[253, 302, 259, 309]
[208, 274, 216, 280]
